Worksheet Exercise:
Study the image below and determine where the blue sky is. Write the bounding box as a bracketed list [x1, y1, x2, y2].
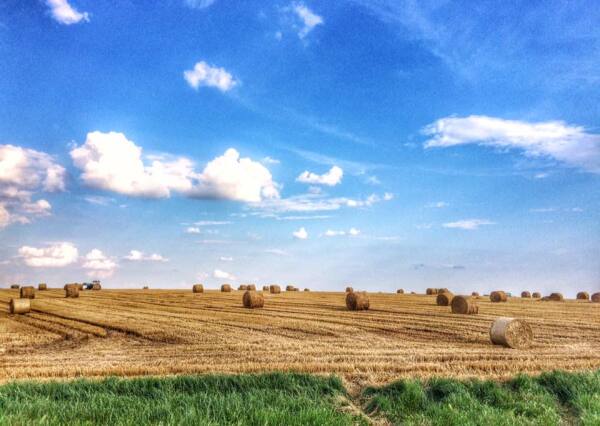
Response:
[0, 0, 598, 295]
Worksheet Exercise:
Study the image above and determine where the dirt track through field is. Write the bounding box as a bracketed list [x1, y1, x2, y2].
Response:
[1, 289, 599, 386]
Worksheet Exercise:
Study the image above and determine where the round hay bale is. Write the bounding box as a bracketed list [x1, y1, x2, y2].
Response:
[65, 285, 79, 298]
[77, 283, 84, 290]
[346, 291, 370, 311]
[246, 284, 256, 291]
[238, 285, 248, 291]
[262, 286, 269, 291]
[91, 283, 101, 290]
[426, 288, 438, 295]
[292, 287, 299, 291]
[397, 289, 404, 294]
[548, 292, 564, 301]
[576, 292, 589, 300]
[521, 291, 531, 298]
[38, 283, 47, 291]
[304, 288, 310, 291]
[10, 284, 19, 289]
[436, 292, 454, 306]
[192, 284, 204, 293]
[143, 286, 149, 290]
[490, 291, 508, 303]
[532, 292, 541, 298]
[20, 286, 35, 299]
[591, 292, 600, 303]
[242, 290, 264, 309]
[269, 285, 281, 294]
[9, 298, 30, 314]
[438, 288, 450, 294]
[489, 317, 533, 349]
[451, 296, 479, 314]
[471, 291, 480, 297]
[345, 286, 354, 293]
[286, 285, 295, 291]
[221, 284, 232, 292]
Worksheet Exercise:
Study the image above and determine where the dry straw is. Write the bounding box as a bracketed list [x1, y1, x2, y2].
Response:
[490, 291, 508, 303]
[20, 286, 35, 299]
[397, 289, 404, 294]
[192, 284, 204, 293]
[242, 290, 264, 309]
[591, 292, 600, 303]
[548, 293, 564, 302]
[286, 285, 295, 291]
[345, 286, 354, 293]
[426, 288, 438, 295]
[438, 288, 450, 294]
[262, 286, 270, 291]
[221, 284, 232, 292]
[9, 298, 30, 314]
[490, 317, 533, 349]
[246, 284, 256, 291]
[451, 296, 479, 314]
[436, 292, 454, 306]
[576, 292, 589, 300]
[346, 291, 370, 311]
[521, 291, 531, 298]
[471, 291, 480, 297]
[532, 292, 541, 298]
[91, 283, 101, 290]
[65, 285, 79, 298]
[38, 283, 47, 291]
[238, 285, 248, 291]
[269, 285, 281, 294]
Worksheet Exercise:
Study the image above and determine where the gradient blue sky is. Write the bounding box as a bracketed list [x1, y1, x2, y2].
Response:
[1, 0, 598, 295]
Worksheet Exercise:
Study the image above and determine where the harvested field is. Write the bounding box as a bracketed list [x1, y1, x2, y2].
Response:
[0, 289, 599, 386]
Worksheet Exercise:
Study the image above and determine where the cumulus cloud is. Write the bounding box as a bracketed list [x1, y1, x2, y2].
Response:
[293, 227, 308, 239]
[0, 144, 65, 228]
[293, 3, 323, 38]
[189, 148, 279, 202]
[213, 269, 235, 280]
[71, 132, 279, 203]
[124, 250, 168, 262]
[296, 166, 343, 186]
[185, 227, 201, 234]
[19, 242, 79, 267]
[424, 115, 600, 173]
[443, 219, 495, 230]
[83, 249, 117, 278]
[46, 0, 89, 25]
[184, 61, 237, 92]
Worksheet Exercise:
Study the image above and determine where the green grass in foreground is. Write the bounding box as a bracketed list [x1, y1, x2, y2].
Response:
[0, 370, 598, 425]
[363, 370, 600, 425]
[0, 373, 364, 426]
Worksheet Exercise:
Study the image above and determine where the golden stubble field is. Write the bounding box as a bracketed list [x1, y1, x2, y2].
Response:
[1, 289, 599, 387]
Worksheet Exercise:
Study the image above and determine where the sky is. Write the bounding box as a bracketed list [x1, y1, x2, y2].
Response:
[0, 0, 599, 295]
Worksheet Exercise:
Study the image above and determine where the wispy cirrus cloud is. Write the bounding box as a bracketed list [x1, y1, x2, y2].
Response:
[443, 219, 495, 230]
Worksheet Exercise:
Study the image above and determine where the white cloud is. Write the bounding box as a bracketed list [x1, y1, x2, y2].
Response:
[186, 227, 201, 234]
[293, 3, 323, 38]
[443, 219, 495, 230]
[0, 144, 65, 227]
[184, 61, 237, 92]
[124, 250, 168, 262]
[19, 242, 78, 267]
[296, 166, 343, 186]
[83, 249, 117, 278]
[193, 220, 232, 226]
[71, 132, 278, 203]
[0, 204, 9, 228]
[293, 227, 308, 239]
[184, 0, 217, 9]
[262, 156, 280, 165]
[219, 256, 233, 261]
[84, 195, 115, 206]
[71, 131, 194, 198]
[424, 115, 600, 173]
[189, 148, 280, 202]
[426, 201, 449, 208]
[324, 227, 361, 237]
[213, 269, 235, 280]
[46, 0, 89, 25]
[254, 191, 392, 214]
